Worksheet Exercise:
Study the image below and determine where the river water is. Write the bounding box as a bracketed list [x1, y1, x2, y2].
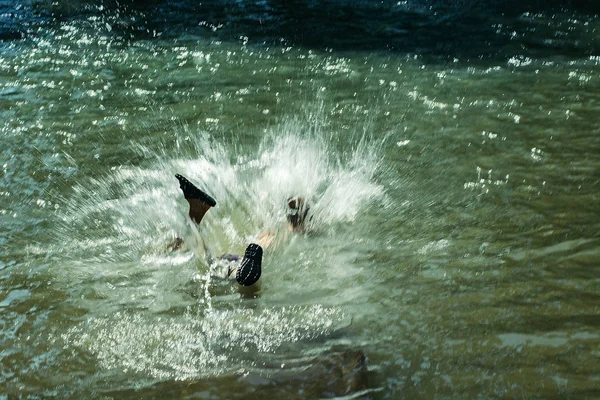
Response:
[1, 1, 599, 398]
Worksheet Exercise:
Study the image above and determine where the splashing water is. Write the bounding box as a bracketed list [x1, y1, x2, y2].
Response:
[49, 114, 386, 281]
[57, 305, 345, 381]
[43, 113, 385, 382]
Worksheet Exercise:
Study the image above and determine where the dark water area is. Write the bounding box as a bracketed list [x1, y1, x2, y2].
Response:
[1, 0, 600, 399]
[4, 0, 600, 61]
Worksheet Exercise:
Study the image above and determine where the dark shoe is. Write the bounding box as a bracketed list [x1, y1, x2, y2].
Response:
[236, 243, 262, 286]
[175, 174, 216, 224]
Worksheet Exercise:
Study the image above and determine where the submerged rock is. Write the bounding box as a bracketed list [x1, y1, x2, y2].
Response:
[288, 349, 369, 397]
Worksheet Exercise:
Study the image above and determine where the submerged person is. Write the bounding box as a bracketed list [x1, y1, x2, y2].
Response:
[173, 174, 309, 287]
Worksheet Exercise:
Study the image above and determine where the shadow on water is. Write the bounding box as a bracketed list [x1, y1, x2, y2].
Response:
[4, 0, 600, 63]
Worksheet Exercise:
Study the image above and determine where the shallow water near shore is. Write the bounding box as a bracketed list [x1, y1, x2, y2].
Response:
[1, 1, 600, 398]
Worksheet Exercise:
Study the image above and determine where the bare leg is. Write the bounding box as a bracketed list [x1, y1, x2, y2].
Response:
[169, 174, 216, 251]
[257, 231, 276, 249]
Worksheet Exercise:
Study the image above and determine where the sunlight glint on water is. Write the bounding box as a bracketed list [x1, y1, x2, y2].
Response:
[1, 1, 600, 398]
[43, 116, 383, 382]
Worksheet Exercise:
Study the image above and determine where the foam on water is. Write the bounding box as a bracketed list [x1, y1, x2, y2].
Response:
[57, 305, 345, 381]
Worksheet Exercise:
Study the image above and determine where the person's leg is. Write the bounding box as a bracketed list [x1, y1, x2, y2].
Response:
[251, 196, 310, 252]
[169, 174, 217, 251]
[175, 174, 216, 224]
[256, 231, 276, 248]
[233, 196, 310, 285]
[174, 174, 263, 286]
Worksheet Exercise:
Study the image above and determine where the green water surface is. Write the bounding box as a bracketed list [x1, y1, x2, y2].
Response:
[1, 1, 599, 398]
